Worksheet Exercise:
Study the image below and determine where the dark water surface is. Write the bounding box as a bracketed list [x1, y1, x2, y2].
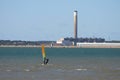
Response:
[0, 47, 120, 80]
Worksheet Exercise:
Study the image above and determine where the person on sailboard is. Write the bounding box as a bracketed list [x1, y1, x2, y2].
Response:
[43, 58, 49, 64]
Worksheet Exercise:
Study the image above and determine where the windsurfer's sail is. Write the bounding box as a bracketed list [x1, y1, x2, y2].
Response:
[41, 44, 46, 60]
[41, 44, 49, 64]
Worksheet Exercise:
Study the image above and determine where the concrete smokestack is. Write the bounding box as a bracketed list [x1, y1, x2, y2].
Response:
[74, 10, 77, 39]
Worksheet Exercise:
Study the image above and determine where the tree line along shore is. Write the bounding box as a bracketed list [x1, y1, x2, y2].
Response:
[0, 40, 120, 48]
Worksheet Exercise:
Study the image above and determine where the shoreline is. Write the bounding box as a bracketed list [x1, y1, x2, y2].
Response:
[0, 43, 120, 48]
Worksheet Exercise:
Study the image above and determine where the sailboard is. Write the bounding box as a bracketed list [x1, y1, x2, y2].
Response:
[41, 44, 49, 65]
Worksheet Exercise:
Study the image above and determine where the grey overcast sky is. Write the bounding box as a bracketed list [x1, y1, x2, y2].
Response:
[0, 0, 120, 41]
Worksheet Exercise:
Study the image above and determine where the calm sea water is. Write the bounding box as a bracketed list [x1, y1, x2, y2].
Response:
[0, 47, 120, 80]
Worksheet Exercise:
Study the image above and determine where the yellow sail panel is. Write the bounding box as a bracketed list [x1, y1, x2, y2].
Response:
[41, 44, 46, 59]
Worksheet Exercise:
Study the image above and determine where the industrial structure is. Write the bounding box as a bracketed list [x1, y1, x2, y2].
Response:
[56, 10, 105, 46]
[74, 10, 78, 39]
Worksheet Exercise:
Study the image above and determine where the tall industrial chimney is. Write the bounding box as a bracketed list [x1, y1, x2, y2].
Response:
[74, 10, 77, 39]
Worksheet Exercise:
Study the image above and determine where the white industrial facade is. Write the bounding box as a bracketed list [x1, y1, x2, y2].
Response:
[56, 38, 73, 46]
[77, 42, 120, 47]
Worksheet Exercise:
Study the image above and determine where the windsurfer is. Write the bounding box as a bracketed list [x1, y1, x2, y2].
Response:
[43, 58, 49, 64]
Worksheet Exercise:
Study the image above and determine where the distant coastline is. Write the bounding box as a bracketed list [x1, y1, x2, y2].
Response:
[0, 43, 120, 48]
[0, 40, 120, 48]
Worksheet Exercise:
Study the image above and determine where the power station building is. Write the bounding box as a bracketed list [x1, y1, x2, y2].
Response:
[56, 10, 105, 46]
